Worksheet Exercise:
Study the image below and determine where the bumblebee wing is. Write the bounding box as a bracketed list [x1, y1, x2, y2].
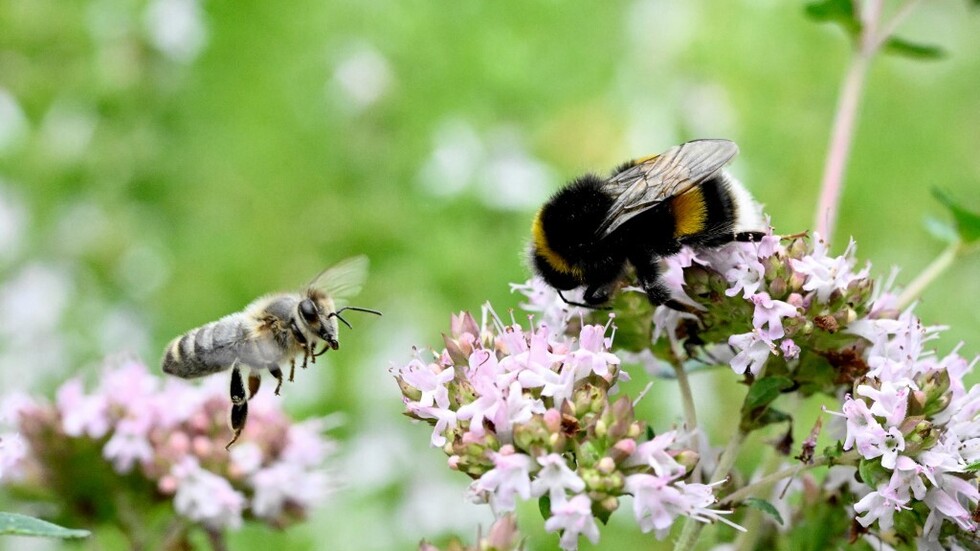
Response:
[307, 255, 369, 306]
[597, 139, 739, 237]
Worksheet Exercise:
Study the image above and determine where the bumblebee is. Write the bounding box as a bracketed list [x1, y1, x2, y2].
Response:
[530, 139, 765, 307]
[161, 256, 381, 448]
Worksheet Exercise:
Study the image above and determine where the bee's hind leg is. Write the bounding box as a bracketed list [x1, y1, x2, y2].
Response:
[268, 364, 284, 396]
[247, 368, 261, 398]
[226, 363, 249, 450]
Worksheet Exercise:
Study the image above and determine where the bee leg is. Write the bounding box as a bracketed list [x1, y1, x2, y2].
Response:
[630, 252, 700, 313]
[583, 282, 617, 306]
[631, 257, 672, 306]
[269, 364, 284, 395]
[289, 358, 296, 382]
[227, 363, 249, 449]
[226, 402, 248, 450]
[734, 231, 767, 242]
[247, 369, 261, 398]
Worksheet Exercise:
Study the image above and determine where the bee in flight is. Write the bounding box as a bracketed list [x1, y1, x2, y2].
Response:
[530, 139, 766, 308]
[161, 256, 381, 448]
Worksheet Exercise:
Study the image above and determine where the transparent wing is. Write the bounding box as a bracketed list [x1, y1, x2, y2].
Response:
[597, 139, 739, 237]
[307, 255, 369, 304]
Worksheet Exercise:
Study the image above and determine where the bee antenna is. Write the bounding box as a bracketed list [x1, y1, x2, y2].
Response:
[557, 290, 612, 311]
[328, 306, 382, 330]
[328, 312, 353, 329]
[335, 306, 383, 317]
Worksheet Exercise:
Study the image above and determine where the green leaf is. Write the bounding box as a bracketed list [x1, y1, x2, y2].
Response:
[966, 461, 980, 472]
[857, 459, 890, 487]
[743, 376, 794, 411]
[883, 36, 945, 60]
[0, 513, 90, 539]
[804, 0, 860, 35]
[538, 495, 551, 521]
[744, 497, 785, 526]
[594, 503, 613, 525]
[933, 188, 980, 245]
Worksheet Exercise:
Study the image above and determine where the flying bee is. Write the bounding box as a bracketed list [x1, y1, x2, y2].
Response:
[161, 256, 381, 448]
[530, 139, 766, 308]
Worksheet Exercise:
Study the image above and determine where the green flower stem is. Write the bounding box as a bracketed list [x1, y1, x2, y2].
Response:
[671, 358, 701, 480]
[673, 429, 748, 551]
[897, 239, 962, 310]
[720, 449, 860, 506]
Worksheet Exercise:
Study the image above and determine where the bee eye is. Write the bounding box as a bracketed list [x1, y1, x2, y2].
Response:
[299, 299, 318, 323]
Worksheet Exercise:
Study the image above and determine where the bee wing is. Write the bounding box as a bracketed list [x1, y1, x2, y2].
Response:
[597, 139, 739, 237]
[307, 255, 369, 305]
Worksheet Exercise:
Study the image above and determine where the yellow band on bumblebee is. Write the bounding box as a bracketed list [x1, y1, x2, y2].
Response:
[672, 186, 707, 238]
[531, 211, 583, 278]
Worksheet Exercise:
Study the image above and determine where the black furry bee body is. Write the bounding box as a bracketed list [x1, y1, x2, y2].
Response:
[530, 139, 765, 307]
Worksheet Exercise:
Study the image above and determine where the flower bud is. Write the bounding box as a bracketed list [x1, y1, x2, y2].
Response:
[607, 438, 636, 465]
[674, 450, 700, 471]
[599, 495, 619, 515]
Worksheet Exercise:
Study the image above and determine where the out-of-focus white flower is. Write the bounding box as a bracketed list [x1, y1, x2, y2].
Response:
[331, 44, 393, 110]
[144, 0, 208, 62]
[0, 184, 28, 262]
[0, 88, 29, 153]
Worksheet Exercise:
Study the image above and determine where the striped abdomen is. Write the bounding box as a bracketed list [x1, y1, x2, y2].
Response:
[161, 313, 282, 379]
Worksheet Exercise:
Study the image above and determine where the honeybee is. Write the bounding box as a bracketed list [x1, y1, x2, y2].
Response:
[161, 256, 381, 448]
[530, 139, 766, 308]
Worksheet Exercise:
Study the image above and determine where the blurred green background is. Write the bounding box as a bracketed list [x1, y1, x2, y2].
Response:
[0, 0, 977, 549]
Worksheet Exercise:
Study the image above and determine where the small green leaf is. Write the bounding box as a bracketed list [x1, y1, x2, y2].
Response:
[744, 497, 785, 526]
[933, 188, 980, 245]
[804, 0, 860, 35]
[966, 461, 980, 472]
[857, 459, 890, 487]
[743, 376, 794, 411]
[538, 495, 551, 521]
[0, 513, 90, 539]
[594, 504, 613, 525]
[883, 36, 945, 60]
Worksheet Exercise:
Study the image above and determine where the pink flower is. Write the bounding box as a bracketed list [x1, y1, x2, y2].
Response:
[625, 475, 741, 539]
[724, 257, 766, 299]
[544, 494, 600, 551]
[56, 378, 110, 438]
[728, 331, 773, 376]
[838, 396, 887, 459]
[789, 234, 869, 304]
[857, 382, 909, 428]
[531, 453, 585, 505]
[398, 358, 454, 410]
[566, 324, 620, 380]
[779, 338, 800, 359]
[468, 446, 535, 512]
[103, 416, 154, 473]
[750, 292, 798, 341]
[625, 473, 681, 536]
[0, 432, 27, 481]
[250, 461, 330, 520]
[412, 405, 457, 447]
[622, 430, 685, 478]
[853, 481, 909, 530]
[171, 457, 246, 530]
